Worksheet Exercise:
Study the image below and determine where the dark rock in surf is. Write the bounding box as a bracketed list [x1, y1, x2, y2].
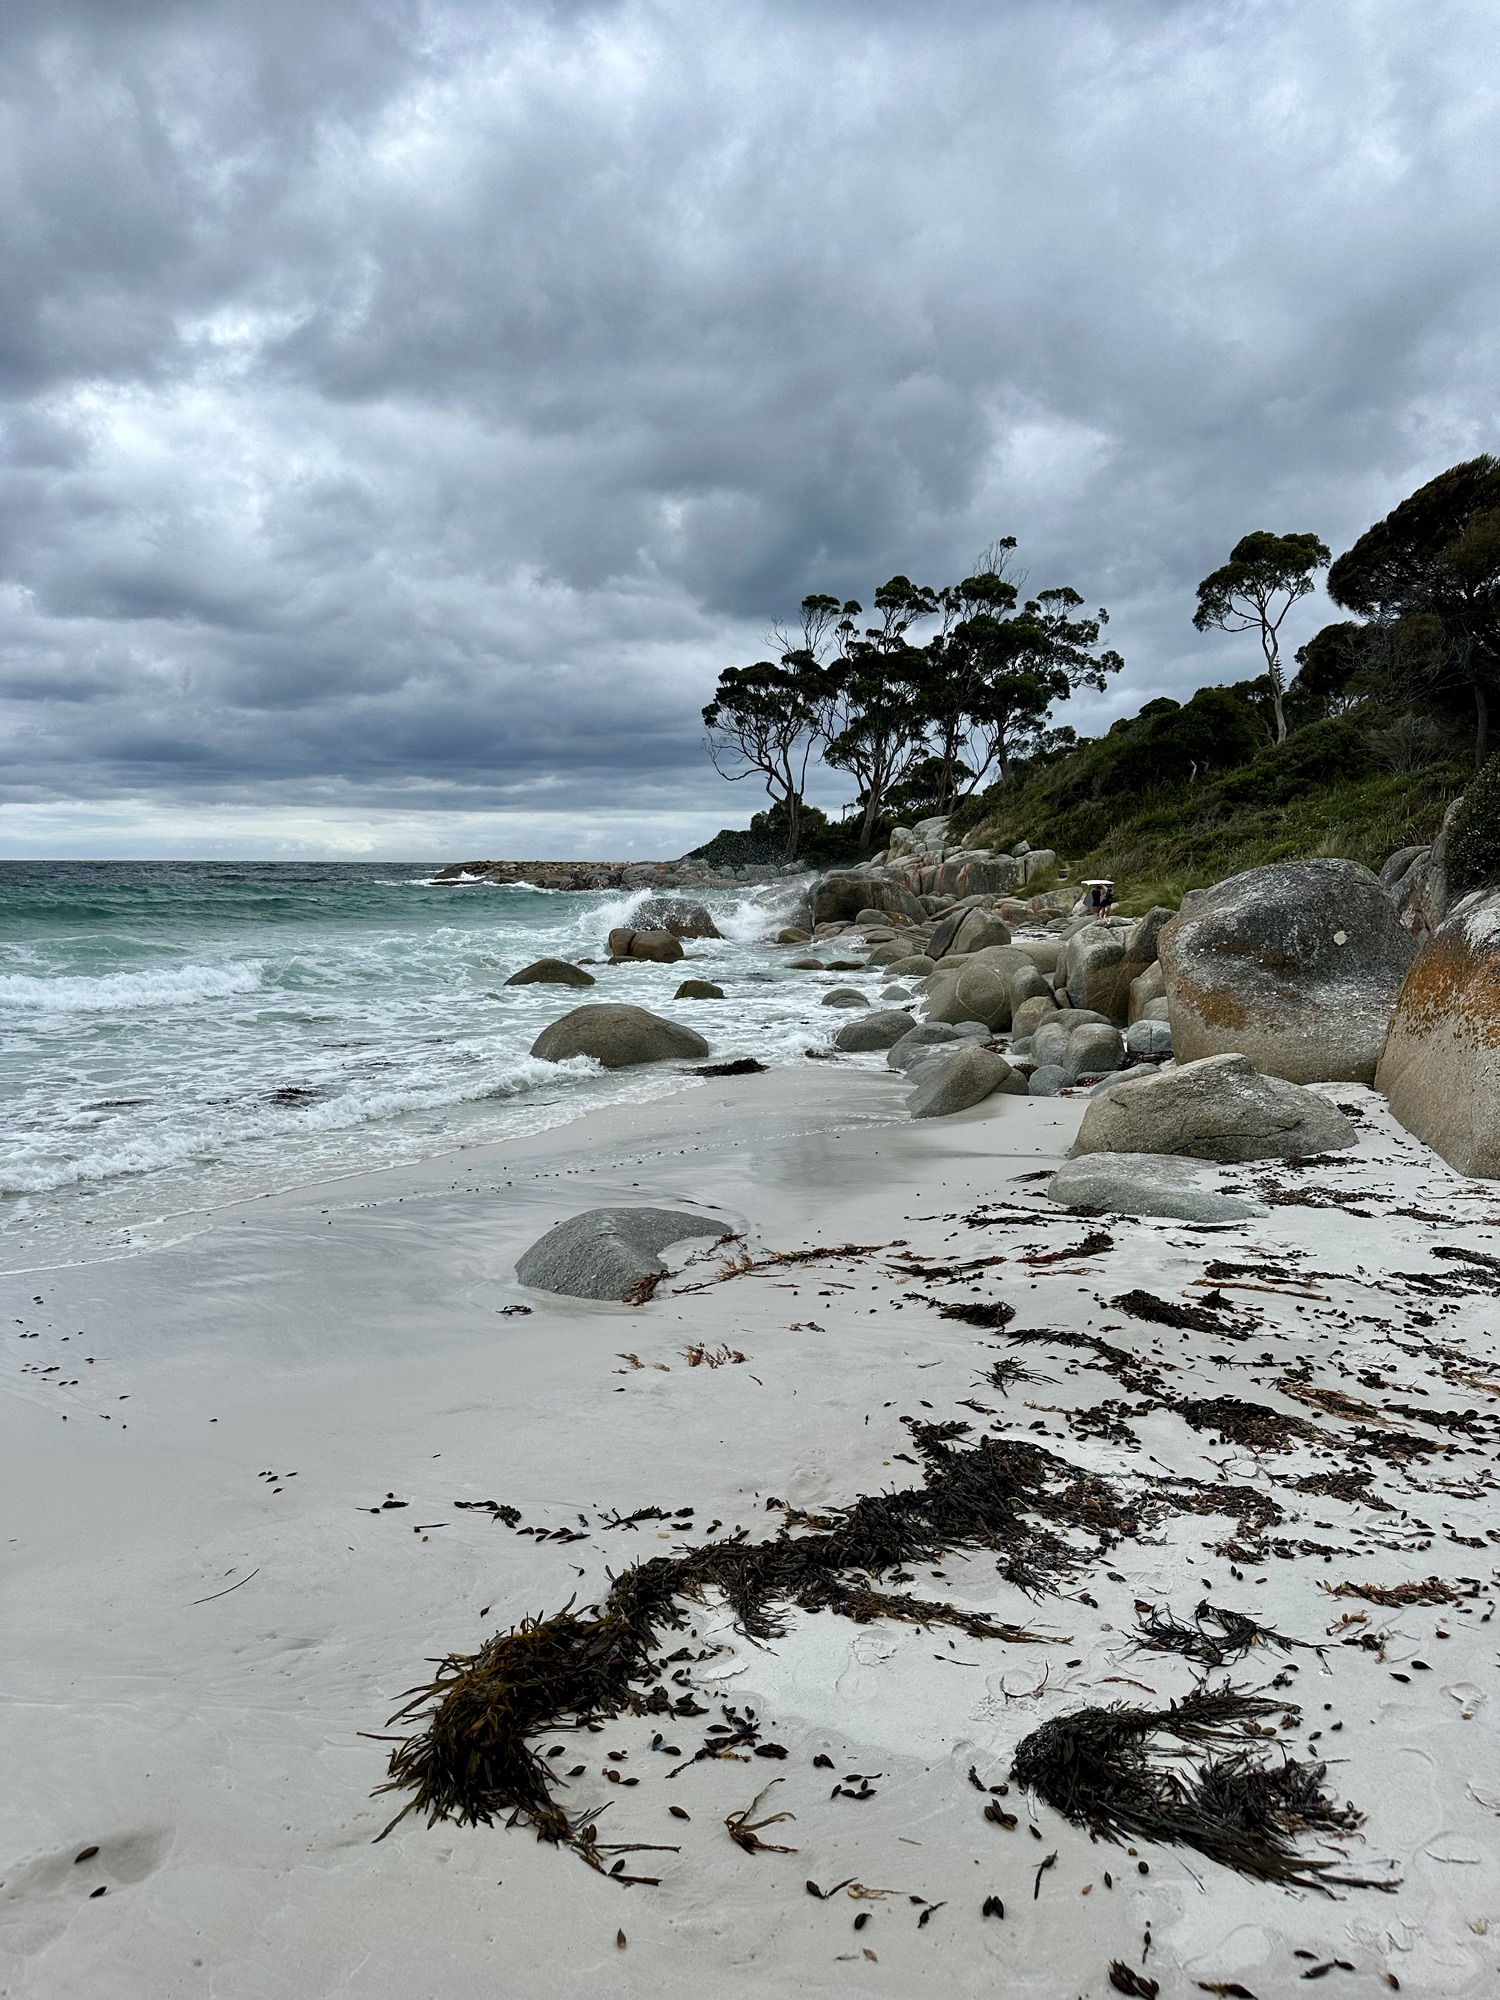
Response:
[505, 958, 596, 989]
[531, 1003, 709, 1068]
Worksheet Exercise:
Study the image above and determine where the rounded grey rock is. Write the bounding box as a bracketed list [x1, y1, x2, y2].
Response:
[1028, 1064, 1068, 1096]
[887, 1021, 968, 1070]
[531, 1003, 710, 1069]
[821, 987, 870, 1008]
[675, 979, 725, 1000]
[1125, 1018, 1173, 1058]
[1159, 858, 1416, 1084]
[1045, 1153, 1269, 1224]
[1063, 1023, 1126, 1082]
[908, 1045, 1015, 1119]
[1031, 1020, 1071, 1070]
[833, 1009, 918, 1052]
[1070, 1052, 1357, 1163]
[516, 1207, 727, 1300]
[505, 957, 596, 989]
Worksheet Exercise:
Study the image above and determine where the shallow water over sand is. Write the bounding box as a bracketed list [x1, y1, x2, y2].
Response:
[0, 860, 828, 1265]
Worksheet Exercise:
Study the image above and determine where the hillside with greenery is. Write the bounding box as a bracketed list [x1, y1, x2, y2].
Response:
[691, 454, 1497, 897]
[946, 689, 1464, 914]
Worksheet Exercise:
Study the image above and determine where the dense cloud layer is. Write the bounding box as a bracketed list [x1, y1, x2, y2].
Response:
[2, 0, 1497, 854]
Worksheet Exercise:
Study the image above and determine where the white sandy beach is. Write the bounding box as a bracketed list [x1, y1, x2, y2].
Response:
[5, 1060, 1500, 1998]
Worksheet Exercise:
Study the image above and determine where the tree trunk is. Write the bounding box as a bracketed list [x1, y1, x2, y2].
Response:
[781, 791, 800, 865]
[858, 787, 881, 854]
[1475, 679, 1490, 770]
[1262, 631, 1287, 745]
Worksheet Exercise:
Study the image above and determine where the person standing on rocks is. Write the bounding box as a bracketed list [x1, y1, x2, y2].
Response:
[1087, 879, 1114, 917]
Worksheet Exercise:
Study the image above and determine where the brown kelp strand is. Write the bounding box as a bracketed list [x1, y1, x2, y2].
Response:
[1131, 1599, 1304, 1668]
[1011, 1684, 1391, 1892]
[375, 1419, 1144, 1862]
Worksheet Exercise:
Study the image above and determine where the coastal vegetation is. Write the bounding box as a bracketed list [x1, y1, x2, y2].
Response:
[697, 456, 1500, 902]
[702, 541, 1123, 860]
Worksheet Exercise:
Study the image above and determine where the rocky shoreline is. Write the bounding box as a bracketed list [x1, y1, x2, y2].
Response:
[498, 799, 1498, 1190]
[432, 857, 805, 891]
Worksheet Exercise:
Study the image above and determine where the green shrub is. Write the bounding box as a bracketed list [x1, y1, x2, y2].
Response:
[1446, 753, 1500, 891]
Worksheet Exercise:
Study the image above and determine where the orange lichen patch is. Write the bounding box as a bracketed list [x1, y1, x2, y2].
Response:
[1393, 935, 1500, 1049]
[1173, 975, 1252, 1031]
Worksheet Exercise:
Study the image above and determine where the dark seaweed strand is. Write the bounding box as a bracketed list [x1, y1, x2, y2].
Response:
[1131, 1600, 1303, 1668]
[1011, 1684, 1392, 1893]
[375, 1420, 1143, 1865]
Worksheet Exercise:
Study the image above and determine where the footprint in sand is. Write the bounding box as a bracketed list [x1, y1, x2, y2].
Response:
[0, 1826, 173, 1965]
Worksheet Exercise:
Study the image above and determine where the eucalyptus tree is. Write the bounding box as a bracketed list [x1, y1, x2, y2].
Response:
[956, 585, 1123, 786]
[821, 575, 940, 852]
[701, 656, 824, 862]
[1193, 531, 1331, 744]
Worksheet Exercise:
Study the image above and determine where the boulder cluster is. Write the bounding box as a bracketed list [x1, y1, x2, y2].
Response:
[770, 803, 1500, 1191]
[503, 795, 1500, 1200]
[508, 796, 1500, 1298]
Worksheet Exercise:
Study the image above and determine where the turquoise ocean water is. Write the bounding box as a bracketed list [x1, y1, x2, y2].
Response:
[0, 862, 818, 1268]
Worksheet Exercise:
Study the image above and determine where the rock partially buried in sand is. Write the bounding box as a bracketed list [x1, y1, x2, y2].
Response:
[1045, 1153, 1269, 1224]
[833, 1009, 917, 1052]
[531, 1003, 710, 1068]
[1069, 1052, 1356, 1163]
[505, 958, 596, 989]
[1158, 858, 1415, 1083]
[675, 979, 725, 999]
[516, 1207, 728, 1300]
[908, 1045, 1020, 1118]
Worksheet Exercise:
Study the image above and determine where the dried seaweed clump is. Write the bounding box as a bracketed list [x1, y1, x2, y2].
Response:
[1011, 1684, 1386, 1891]
[376, 1420, 1142, 1862]
[1174, 1396, 1322, 1453]
[1110, 1289, 1242, 1334]
[376, 1559, 684, 1860]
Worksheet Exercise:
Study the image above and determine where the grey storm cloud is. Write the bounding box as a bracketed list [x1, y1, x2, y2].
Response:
[1, 0, 1498, 824]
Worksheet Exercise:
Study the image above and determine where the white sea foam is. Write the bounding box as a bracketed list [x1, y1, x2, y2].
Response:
[0, 863, 843, 1264]
[0, 960, 267, 1014]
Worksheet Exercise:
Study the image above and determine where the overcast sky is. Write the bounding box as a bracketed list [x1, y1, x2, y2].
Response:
[2, 0, 1497, 858]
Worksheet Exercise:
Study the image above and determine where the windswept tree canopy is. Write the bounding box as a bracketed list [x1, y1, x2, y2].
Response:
[704, 546, 1122, 854]
[1327, 455, 1500, 765]
[701, 655, 826, 862]
[1192, 531, 1331, 744]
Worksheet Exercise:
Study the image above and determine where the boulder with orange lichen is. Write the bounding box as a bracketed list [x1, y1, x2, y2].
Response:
[1377, 888, 1500, 1176]
[1158, 859, 1414, 1084]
